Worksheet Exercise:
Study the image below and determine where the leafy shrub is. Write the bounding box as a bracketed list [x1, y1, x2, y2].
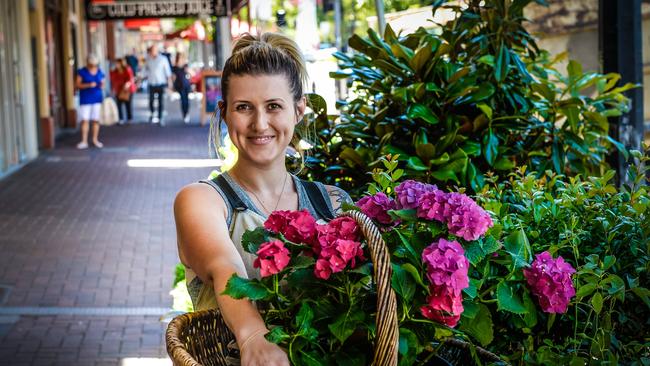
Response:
[306, 0, 634, 197]
[470, 147, 650, 364]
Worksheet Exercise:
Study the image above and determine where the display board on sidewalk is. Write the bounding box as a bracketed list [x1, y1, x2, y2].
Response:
[200, 70, 223, 126]
[85, 0, 227, 20]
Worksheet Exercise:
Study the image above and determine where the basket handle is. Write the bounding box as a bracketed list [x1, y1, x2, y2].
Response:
[340, 211, 398, 366]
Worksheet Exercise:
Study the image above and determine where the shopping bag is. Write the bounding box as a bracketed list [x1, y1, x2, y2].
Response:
[100, 97, 119, 126]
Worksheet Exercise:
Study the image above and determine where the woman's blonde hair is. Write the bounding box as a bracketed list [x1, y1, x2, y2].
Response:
[210, 33, 313, 173]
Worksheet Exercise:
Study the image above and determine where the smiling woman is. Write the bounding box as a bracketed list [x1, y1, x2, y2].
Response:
[172, 32, 352, 366]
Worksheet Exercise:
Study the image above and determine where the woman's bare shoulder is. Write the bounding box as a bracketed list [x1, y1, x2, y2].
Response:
[174, 182, 228, 222]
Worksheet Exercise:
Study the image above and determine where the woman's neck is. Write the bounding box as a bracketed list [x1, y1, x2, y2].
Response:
[228, 161, 288, 193]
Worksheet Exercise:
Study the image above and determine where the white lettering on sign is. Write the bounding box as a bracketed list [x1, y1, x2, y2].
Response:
[88, 0, 221, 20]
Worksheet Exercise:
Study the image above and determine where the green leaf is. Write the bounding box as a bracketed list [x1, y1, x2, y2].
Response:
[300, 350, 328, 366]
[522, 290, 538, 328]
[631, 287, 650, 308]
[296, 302, 315, 334]
[402, 263, 427, 288]
[431, 168, 459, 183]
[465, 83, 495, 103]
[494, 157, 516, 171]
[388, 209, 418, 222]
[567, 60, 583, 80]
[392, 264, 416, 302]
[242, 227, 269, 253]
[328, 309, 364, 343]
[398, 328, 420, 365]
[477, 103, 493, 120]
[503, 229, 531, 269]
[407, 104, 439, 125]
[496, 281, 528, 314]
[576, 283, 597, 299]
[459, 303, 494, 346]
[495, 43, 510, 83]
[591, 292, 603, 314]
[266, 326, 291, 344]
[483, 129, 498, 166]
[222, 274, 272, 300]
[394, 229, 421, 264]
[407, 156, 429, 171]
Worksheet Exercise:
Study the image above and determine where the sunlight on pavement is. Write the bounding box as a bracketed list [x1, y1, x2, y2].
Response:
[127, 159, 222, 168]
[120, 358, 172, 366]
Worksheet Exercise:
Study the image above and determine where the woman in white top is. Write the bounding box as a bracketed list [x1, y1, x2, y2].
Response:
[174, 33, 350, 366]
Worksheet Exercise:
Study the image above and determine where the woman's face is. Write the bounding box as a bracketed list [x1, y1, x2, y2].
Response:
[223, 74, 305, 168]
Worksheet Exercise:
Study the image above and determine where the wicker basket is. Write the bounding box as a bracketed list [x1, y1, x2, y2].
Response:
[166, 211, 501, 366]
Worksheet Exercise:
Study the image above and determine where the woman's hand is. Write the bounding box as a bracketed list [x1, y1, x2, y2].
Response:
[240, 331, 289, 366]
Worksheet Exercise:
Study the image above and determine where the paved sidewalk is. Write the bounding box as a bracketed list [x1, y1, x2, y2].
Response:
[0, 93, 217, 365]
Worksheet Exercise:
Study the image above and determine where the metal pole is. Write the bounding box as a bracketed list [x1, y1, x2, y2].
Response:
[374, 0, 386, 35]
[334, 0, 342, 51]
[599, 0, 644, 185]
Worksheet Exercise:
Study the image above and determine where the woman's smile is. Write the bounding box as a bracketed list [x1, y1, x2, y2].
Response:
[248, 135, 275, 145]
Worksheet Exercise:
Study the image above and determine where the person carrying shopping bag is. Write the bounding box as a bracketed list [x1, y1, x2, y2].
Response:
[110, 57, 136, 125]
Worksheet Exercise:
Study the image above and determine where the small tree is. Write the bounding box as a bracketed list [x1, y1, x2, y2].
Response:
[306, 0, 634, 198]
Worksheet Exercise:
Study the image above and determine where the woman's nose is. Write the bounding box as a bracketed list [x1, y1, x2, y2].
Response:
[252, 110, 270, 131]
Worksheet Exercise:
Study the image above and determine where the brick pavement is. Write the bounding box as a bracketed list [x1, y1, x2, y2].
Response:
[0, 93, 217, 365]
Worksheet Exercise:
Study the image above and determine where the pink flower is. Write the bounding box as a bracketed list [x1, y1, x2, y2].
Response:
[524, 251, 576, 313]
[253, 240, 290, 277]
[356, 193, 396, 225]
[335, 239, 361, 262]
[315, 217, 360, 255]
[328, 255, 346, 273]
[283, 210, 318, 244]
[265, 210, 317, 244]
[417, 190, 450, 222]
[264, 210, 291, 234]
[418, 191, 493, 241]
[420, 285, 464, 327]
[394, 180, 438, 209]
[314, 259, 332, 280]
[422, 239, 469, 296]
[446, 193, 493, 241]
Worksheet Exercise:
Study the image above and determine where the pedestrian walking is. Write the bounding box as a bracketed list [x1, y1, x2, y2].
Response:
[76, 54, 105, 149]
[173, 32, 352, 365]
[110, 58, 136, 124]
[172, 53, 192, 124]
[145, 45, 172, 125]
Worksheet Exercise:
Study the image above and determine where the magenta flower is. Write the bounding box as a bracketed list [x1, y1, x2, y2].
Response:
[264, 210, 317, 244]
[422, 238, 470, 296]
[523, 251, 576, 313]
[314, 258, 332, 280]
[418, 191, 493, 241]
[420, 285, 464, 327]
[446, 193, 494, 241]
[315, 217, 360, 255]
[253, 240, 290, 277]
[394, 180, 438, 209]
[417, 190, 451, 222]
[356, 192, 397, 225]
[284, 210, 318, 244]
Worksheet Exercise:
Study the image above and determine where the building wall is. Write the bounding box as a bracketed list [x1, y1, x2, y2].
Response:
[525, 0, 650, 143]
[0, 1, 38, 178]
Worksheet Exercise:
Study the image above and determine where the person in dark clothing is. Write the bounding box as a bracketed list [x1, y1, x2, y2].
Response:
[173, 53, 192, 124]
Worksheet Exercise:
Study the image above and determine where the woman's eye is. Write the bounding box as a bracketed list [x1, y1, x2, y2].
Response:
[268, 103, 281, 110]
[235, 104, 250, 111]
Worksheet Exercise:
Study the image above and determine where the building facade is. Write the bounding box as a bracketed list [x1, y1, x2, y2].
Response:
[0, 0, 93, 179]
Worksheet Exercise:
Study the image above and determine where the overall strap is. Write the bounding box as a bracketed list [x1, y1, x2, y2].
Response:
[300, 179, 335, 221]
[213, 174, 248, 212]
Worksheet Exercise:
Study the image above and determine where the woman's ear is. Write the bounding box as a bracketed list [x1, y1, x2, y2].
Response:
[295, 96, 306, 124]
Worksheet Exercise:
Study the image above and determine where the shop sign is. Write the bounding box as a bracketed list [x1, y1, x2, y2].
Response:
[85, 0, 227, 20]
